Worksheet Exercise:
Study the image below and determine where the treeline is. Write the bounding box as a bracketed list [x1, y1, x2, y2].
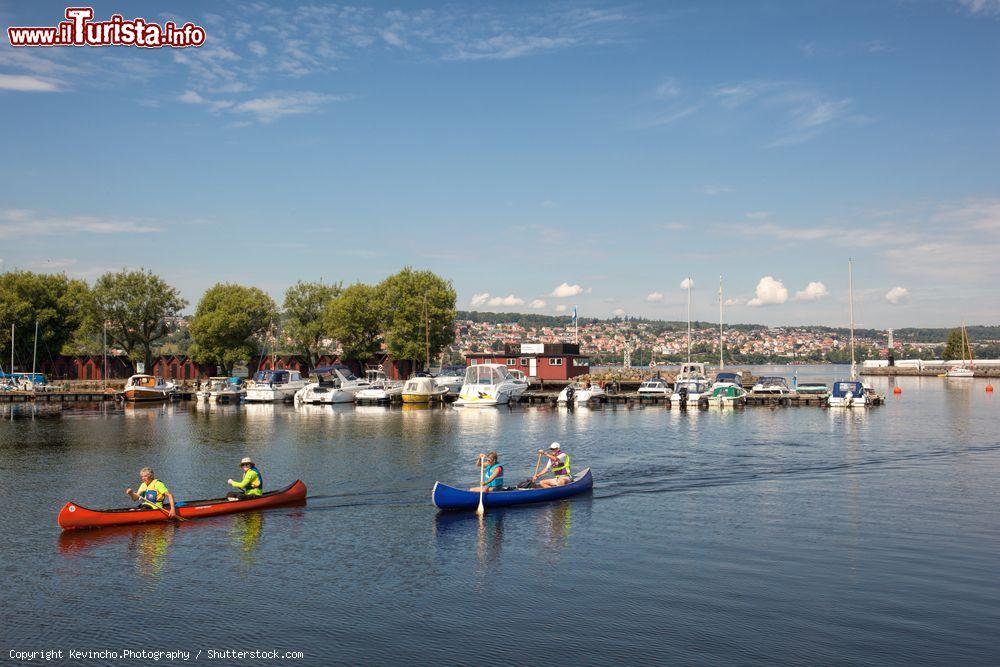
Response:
[1, 268, 457, 374]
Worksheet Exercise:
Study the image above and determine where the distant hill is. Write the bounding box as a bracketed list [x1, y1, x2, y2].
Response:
[456, 311, 1000, 343]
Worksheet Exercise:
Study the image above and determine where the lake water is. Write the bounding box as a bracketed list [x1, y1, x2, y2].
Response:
[2, 366, 998, 665]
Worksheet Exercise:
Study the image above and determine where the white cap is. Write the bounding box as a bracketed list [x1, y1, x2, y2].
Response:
[549, 442, 560, 450]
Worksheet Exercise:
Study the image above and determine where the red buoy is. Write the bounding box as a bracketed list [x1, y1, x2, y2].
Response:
[893, 386, 902, 395]
[987, 384, 994, 393]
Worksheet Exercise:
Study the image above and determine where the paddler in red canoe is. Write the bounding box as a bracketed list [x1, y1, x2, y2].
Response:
[227, 456, 263, 501]
[125, 467, 176, 517]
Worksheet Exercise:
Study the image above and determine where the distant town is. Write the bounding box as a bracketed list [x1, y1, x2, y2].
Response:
[450, 312, 1000, 366]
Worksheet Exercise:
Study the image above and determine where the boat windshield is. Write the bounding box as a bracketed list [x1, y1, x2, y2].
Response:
[255, 370, 289, 384]
[759, 377, 788, 385]
[464, 364, 513, 385]
[832, 381, 863, 397]
[714, 373, 740, 383]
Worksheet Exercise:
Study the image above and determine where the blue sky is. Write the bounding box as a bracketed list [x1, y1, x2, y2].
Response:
[1, 0, 998, 328]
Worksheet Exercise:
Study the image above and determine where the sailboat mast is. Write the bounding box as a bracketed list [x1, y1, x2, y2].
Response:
[103, 323, 107, 391]
[686, 277, 692, 364]
[9, 323, 13, 374]
[719, 275, 724, 370]
[32, 319, 38, 379]
[849, 259, 856, 380]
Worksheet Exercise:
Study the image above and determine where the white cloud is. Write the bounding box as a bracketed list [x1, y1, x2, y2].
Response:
[679, 277, 694, 290]
[529, 299, 546, 309]
[470, 293, 490, 307]
[724, 298, 743, 307]
[794, 281, 829, 302]
[885, 286, 909, 304]
[0, 74, 62, 92]
[747, 276, 789, 307]
[247, 41, 268, 57]
[234, 92, 346, 122]
[646, 292, 665, 302]
[699, 185, 732, 196]
[555, 305, 567, 313]
[958, 0, 1000, 16]
[487, 294, 524, 306]
[0, 209, 161, 239]
[745, 211, 771, 220]
[550, 282, 583, 298]
[654, 78, 681, 98]
[613, 308, 626, 316]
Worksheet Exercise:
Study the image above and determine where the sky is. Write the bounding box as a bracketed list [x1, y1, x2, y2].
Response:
[1, 0, 998, 328]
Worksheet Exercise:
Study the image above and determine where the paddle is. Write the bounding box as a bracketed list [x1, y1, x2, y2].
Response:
[141, 499, 187, 522]
[476, 456, 486, 516]
[530, 451, 543, 485]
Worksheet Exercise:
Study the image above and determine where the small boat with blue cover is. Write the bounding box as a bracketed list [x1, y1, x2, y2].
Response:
[432, 468, 593, 511]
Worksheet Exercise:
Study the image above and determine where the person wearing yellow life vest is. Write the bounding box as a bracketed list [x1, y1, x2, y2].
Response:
[125, 467, 176, 517]
[533, 442, 572, 488]
[227, 456, 263, 501]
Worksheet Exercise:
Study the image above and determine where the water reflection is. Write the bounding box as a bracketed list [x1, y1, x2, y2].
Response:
[58, 523, 178, 584]
[231, 512, 264, 575]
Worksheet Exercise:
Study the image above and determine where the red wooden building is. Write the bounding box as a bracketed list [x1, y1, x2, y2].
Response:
[465, 343, 589, 381]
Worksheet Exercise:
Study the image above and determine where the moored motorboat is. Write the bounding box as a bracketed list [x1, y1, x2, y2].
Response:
[637, 377, 671, 397]
[827, 380, 869, 408]
[58, 480, 307, 530]
[244, 369, 306, 402]
[557, 381, 606, 404]
[121, 374, 177, 402]
[454, 363, 522, 407]
[295, 365, 369, 405]
[433, 366, 467, 395]
[401, 376, 449, 403]
[751, 376, 792, 395]
[432, 468, 593, 511]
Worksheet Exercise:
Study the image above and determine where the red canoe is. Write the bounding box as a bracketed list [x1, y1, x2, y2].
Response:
[58, 480, 307, 530]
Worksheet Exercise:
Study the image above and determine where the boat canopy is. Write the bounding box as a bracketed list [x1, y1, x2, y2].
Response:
[831, 381, 863, 397]
[674, 379, 708, 391]
[255, 369, 289, 383]
[313, 365, 357, 380]
[714, 372, 741, 383]
[464, 364, 513, 385]
[711, 385, 741, 397]
[758, 376, 789, 386]
[438, 366, 466, 377]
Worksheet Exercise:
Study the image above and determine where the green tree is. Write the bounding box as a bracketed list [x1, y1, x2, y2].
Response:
[325, 283, 384, 362]
[942, 328, 965, 361]
[283, 281, 342, 367]
[89, 269, 187, 372]
[0, 271, 89, 371]
[378, 268, 456, 369]
[188, 284, 276, 375]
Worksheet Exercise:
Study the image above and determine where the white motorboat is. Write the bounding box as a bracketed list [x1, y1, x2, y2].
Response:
[751, 376, 792, 395]
[355, 370, 402, 403]
[707, 372, 747, 406]
[828, 380, 870, 408]
[402, 376, 449, 403]
[557, 381, 606, 404]
[244, 369, 306, 403]
[433, 366, 467, 395]
[455, 363, 522, 407]
[508, 369, 530, 399]
[122, 374, 177, 402]
[196, 377, 229, 401]
[209, 377, 245, 403]
[637, 377, 671, 396]
[295, 365, 369, 405]
[670, 377, 710, 405]
[676, 362, 707, 381]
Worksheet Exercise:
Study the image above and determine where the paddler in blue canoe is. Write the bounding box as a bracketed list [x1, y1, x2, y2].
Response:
[227, 456, 263, 501]
[533, 442, 572, 488]
[469, 451, 503, 492]
[125, 466, 176, 517]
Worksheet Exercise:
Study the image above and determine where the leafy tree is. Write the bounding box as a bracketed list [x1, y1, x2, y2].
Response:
[0, 271, 89, 370]
[942, 328, 966, 361]
[324, 283, 384, 362]
[188, 284, 276, 375]
[89, 269, 187, 372]
[283, 281, 342, 368]
[379, 268, 456, 368]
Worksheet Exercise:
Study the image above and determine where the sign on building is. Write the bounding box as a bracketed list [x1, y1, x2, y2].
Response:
[520, 343, 544, 354]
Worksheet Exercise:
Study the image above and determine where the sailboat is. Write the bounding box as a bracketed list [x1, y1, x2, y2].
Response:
[946, 324, 975, 378]
[829, 260, 874, 408]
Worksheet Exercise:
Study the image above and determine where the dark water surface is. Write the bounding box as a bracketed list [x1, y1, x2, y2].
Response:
[2, 368, 999, 666]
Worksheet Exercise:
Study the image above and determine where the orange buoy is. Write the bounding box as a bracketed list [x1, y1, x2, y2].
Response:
[987, 384, 994, 393]
[893, 386, 901, 395]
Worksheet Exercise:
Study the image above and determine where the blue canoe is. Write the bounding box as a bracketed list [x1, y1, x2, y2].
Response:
[432, 468, 593, 511]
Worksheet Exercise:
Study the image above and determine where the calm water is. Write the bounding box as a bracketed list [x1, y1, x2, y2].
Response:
[2, 367, 999, 666]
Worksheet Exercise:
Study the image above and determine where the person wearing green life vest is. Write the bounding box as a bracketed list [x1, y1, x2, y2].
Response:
[533, 442, 572, 488]
[227, 456, 263, 501]
[125, 467, 176, 517]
